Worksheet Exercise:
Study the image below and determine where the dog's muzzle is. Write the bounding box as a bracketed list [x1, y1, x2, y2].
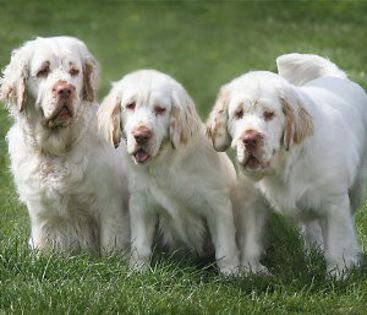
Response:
[131, 126, 153, 164]
[43, 82, 76, 128]
[240, 130, 266, 170]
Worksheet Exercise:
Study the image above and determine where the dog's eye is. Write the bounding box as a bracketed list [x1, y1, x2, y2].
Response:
[36, 67, 50, 78]
[235, 109, 243, 119]
[69, 68, 79, 76]
[154, 106, 166, 116]
[126, 102, 136, 111]
[264, 111, 275, 121]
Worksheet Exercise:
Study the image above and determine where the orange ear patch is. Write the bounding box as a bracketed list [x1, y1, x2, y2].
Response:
[83, 62, 95, 102]
[206, 86, 232, 152]
[282, 97, 314, 150]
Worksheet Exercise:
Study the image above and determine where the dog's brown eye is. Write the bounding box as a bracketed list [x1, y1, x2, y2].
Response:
[69, 68, 79, 76]
[36, 67, 50, 78]
[126, 102, 136, 110]
[154, 106, 166, 115]
[235, 109, 243, 119]
[264, 111, 275, 121]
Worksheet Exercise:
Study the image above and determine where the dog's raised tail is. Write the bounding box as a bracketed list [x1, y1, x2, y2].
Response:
[276, 53, 347, 86]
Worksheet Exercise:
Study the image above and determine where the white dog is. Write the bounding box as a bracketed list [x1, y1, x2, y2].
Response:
[207, 53, 367, 277]
[0, 36, 130, 254]
[97, 69, 240, 274]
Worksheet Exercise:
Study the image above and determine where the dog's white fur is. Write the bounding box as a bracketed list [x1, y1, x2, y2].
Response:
[0, 36, 130, 254]
[207, 53, 367, 277]
[98, 70, 240, 274]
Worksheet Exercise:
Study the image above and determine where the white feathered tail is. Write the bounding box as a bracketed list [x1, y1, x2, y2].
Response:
[276, 53, 347, 86]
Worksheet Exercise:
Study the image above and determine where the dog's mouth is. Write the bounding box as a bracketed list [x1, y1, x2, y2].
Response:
[55, 106, 72, 121]
[242, 153, 269, 171]
[133, 148, 151, 164]
[244, 155, 261, 170]
[44, 104, 73, 128]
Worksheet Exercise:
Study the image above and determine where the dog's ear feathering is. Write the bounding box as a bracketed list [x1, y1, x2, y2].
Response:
[169, 86, 199, 149]
[97, 91, 122, 148]
[206, 86, 232, 152]
[80, 47, 100, 102]
[0, 45, 29, 112]
[280, 86, 314, 150]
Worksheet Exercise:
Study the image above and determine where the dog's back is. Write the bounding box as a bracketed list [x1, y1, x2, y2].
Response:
[276, 53, 347, 86]
[278, 53, 367, 213]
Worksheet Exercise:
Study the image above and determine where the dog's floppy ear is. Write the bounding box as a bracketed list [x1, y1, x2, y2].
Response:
[280, 85, 314, 150]
[83, 56, 99, 102]
[206, 85, 231, 152]
[97, 89, 122, 148]
[0, 45, 29, 112]
[76, 40, 100, 102]
[169, 86, 200, 149]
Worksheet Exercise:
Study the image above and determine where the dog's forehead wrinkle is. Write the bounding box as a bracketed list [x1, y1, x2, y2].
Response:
[31, 45, 82, 74]
[231, 87, 279, 115]
[123, 84, 173, 110]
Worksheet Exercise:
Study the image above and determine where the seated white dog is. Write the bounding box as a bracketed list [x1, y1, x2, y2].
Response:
[207, 53, 367, 277]
[97, 69, 240, 274]
[0, 36, 130, 254]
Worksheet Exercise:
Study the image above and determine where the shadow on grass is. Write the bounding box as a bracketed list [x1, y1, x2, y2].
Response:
[1, 214, 366, 297]
[144, 213, 367, 295]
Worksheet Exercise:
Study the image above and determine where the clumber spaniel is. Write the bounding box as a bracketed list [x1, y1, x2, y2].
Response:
[98, 69, 240, 274]
[207, 53, 367, 277]
[0, 36, 130, 254]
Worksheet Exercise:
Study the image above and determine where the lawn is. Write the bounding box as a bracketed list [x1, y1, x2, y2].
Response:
[1, 1, 367, 314]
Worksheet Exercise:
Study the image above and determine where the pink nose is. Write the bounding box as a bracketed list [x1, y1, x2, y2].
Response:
[242, 130, 263, 151]
[133, 127, 152, 144]
[53, 82, 75, 98]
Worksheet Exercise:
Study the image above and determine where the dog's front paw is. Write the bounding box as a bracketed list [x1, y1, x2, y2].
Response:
[219, 265, 240, 277]
[326, 251, 361, 280]
[241, 261, 271, 276]
[216, 254, 240, 276]
[129, 257, 150, 273]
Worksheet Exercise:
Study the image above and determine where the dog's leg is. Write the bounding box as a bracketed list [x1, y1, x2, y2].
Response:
[300, 219, 324, 252]
[320, 194, 361, 278]
[129, 193, 156, 272]
[236, 198, 269, 274]
[100, 200, 130, 255]
[207, 197, 240, 276]
[27, 203, 60, 252]
[28, 214, 46, 251]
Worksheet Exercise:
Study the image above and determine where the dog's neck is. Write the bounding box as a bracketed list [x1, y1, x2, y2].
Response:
[255, 143, 306, 190]
[15, 101, 92, 157]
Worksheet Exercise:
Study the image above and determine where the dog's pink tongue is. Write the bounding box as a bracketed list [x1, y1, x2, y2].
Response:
[135, 150, 149, 163]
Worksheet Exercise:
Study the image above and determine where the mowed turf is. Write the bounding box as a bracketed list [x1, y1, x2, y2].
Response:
[1, 1, 367, 314]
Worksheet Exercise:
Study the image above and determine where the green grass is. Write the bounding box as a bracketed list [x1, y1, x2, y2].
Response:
[1, 1, 367, 314]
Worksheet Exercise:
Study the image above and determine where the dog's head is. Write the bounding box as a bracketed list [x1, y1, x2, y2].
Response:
[0, 36, 99, 128]
[98, 70, 199, 165]
[207, 71, 313, 178]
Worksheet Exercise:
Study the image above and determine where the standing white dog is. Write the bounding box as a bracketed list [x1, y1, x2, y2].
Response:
[98, 70, 240, 275]
[207, 53, 367, 277]
[0, 36, 130, 254]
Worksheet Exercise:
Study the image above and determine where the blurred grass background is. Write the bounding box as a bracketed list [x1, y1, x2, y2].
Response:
[1, 1, 367, 314]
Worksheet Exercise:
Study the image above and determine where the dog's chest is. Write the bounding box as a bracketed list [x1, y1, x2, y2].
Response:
[258, 178, 303, 217]
[148, 170, 202, 212]
[15, 149, 96, 213]
[260, 176, 320, 223]
[144, 173, 207, 251]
